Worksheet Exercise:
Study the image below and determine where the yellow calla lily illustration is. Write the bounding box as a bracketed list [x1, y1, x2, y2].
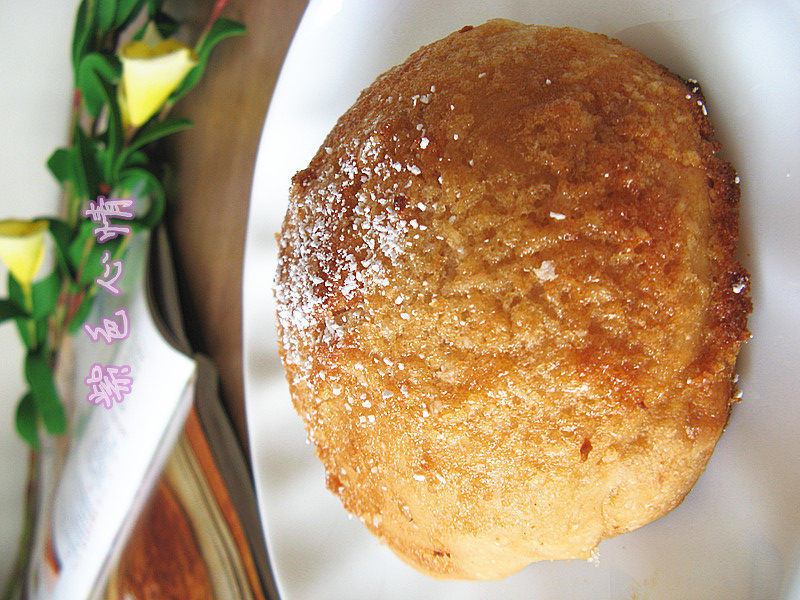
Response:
[0, 220, 48, 289]
[118, 24, 198, 127]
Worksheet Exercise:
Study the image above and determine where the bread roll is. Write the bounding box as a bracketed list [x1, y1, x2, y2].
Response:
[275, 19, 751, 579]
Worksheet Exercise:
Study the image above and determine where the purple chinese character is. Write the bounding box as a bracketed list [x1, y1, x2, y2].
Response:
[83, 307, 130, 344]
[85, 363, 132, 408]
[95, 250, 124, 295]
[83, 197, 135, 243]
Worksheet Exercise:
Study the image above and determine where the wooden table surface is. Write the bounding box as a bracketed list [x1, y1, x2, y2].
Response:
[165, 0, 309, 453]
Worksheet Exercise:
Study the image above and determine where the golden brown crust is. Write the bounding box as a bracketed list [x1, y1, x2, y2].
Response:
[275, 20, 751, 579]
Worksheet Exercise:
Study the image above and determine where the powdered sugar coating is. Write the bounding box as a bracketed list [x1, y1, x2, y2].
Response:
[276, 136, 413, 384]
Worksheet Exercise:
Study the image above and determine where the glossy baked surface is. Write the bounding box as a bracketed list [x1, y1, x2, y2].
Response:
[275, 20, 749, 579]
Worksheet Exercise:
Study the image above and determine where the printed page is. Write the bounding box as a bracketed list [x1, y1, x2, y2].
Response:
[27, 232, 196, 600]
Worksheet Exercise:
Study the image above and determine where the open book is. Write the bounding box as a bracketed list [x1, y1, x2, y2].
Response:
[25, 228, 273, 599]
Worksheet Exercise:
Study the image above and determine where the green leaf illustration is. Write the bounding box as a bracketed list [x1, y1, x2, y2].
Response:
[0, 299, 28, 324]
[24, 350, 66, 435]
[7, 273, 25, 308]
[170, 18, 245, 103]
[15, 393, 39, 449]
[76, 53, 121, 118]
[44, 218, 75, 277]
[31, 272, 61, 320]
[71, 0, 97, 76]
[7, 275, 32, 349]
[47, 148, 72, 184]
[67, 293, 96, 333]
[96, 0, 118, 33]
[115, 117, 191, 176]
[71, 124, 98, 202]
[118, 167, 166, 228]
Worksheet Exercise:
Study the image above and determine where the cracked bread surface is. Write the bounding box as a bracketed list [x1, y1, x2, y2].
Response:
[275, 19, 751, 579]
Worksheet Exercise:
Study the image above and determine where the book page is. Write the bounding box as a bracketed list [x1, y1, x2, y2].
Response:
[27, 232, 196, 600]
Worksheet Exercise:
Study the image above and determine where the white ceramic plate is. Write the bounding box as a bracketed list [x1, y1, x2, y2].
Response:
[243, 2, 800, 598]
